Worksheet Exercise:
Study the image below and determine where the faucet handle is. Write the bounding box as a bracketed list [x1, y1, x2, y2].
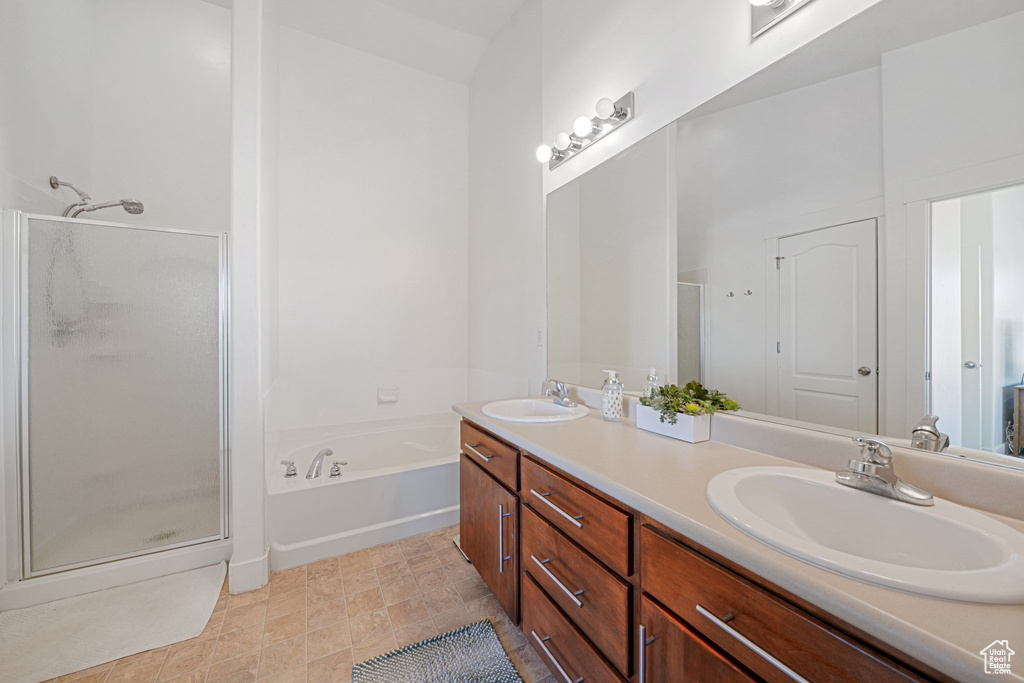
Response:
[852, 437, 892, 465]
[330, 461, 343, 478]
[280, 460, 297, 478]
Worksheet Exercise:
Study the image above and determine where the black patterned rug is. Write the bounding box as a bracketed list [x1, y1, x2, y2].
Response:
[352, 619, 524, 683]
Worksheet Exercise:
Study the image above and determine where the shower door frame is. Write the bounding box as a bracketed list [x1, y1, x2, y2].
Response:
[15, 212, 230, 579]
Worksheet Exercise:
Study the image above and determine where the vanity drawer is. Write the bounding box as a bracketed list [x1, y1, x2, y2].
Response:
[522, 506, 631, 676]
[461, 421, 519, 491]
[640, 526, 922, 683]
[522, 574, 624, 683]
[522, 458, 632, 576]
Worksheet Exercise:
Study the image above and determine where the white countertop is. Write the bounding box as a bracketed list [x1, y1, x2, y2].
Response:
[453, 401, 1024, 683]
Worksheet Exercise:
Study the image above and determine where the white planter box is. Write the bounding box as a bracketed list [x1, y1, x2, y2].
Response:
[636, 405, 711, 443]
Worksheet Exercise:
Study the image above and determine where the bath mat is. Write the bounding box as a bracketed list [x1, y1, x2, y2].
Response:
[0, 562, 225, 683]
[353, 619, 524, 683]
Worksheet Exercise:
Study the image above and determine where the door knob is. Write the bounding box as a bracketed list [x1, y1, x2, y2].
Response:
[964, 361, 978, 369]
[858, 366, 872, 376]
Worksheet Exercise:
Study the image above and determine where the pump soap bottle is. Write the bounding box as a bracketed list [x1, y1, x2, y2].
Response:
[642, 368, 659, 399]
[602, 370, 624, 422]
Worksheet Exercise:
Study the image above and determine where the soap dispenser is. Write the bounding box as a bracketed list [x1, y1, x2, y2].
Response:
[602, 370, 624, 422]
[642, 368, 659, 399]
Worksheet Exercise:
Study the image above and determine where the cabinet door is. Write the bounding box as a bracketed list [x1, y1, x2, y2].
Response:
[640, 594, 753, 683]
[460, 455, 519, 622]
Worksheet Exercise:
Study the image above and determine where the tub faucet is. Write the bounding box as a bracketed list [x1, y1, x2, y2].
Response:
[836, 437, 934, 506]
[307, 448, 333, 479]
[543, 378, 578, 408]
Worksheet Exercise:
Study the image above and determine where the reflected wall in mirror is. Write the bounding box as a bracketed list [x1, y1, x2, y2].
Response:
[545, 0, 1024, 469]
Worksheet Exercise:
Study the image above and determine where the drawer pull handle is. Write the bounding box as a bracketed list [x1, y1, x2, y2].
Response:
[498, 504, 512, 573]
[530, 631, 584, 683]
[464, 443, 492, 463]
[696, 605, 808, 683]
[530, 555, 584, 608]
[530, 489, 584, 528]
[638, 624, 656, 683]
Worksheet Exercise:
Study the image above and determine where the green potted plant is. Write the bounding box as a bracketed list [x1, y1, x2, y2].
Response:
[637, 381, 740, 443]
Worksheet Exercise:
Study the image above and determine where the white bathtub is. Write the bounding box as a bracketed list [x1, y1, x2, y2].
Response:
[268, 413, 460, 570]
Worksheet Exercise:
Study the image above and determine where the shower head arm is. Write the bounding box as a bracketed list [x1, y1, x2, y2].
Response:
[49, 176, 91, 203]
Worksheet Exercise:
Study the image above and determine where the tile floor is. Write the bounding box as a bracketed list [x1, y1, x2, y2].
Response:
[46, 525, 555, 683]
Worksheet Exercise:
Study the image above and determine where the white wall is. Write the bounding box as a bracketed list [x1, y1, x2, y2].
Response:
[540, 0, 886, 193]
[275, 27, 469, 430]
[675, 67, 883, 412]
[466, 0, 545, 401]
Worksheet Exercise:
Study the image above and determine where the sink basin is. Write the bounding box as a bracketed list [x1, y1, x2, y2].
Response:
[706, 466, 1024, 604]
[482, 398, 589, 423]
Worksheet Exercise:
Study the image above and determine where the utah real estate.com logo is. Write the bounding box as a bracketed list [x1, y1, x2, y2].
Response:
[981, 640, 1015, 675]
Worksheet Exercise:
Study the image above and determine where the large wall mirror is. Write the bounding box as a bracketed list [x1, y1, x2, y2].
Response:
[546, 0, 1024, 470]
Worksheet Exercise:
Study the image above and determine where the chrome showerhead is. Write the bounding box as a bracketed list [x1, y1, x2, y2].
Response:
[121, 199, 144, 215]
[70, 199, 145, 218]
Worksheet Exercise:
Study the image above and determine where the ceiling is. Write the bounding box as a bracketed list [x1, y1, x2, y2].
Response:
[201, 0, 527, 83]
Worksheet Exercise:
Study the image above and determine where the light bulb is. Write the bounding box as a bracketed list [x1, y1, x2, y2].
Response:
[595, 97, 616, 119]
[535, 144, 553, 163]
[554, 132, 573, 151]
[573, 116, 596, 137]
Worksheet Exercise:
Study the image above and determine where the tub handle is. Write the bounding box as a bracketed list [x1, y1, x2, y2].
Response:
[464, 443, 492, 463]
[498, 504, 512, 573]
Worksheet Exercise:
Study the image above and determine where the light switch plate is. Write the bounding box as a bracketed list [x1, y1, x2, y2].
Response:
[752, 0, 815, 38]
[377, 387, 399, 403]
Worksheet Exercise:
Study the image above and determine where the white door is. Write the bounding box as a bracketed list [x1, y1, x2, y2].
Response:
[778, 219, 877, 432]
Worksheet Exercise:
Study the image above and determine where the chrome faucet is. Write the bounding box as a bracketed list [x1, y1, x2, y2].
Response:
[836, 437, 934, 506]
[543, 378, 579, 408]
[307, 448, 333, 479]
[910, 415, 950, 453]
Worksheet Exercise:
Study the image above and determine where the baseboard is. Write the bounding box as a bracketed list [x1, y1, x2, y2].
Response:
[228, 547, 270, 594]
[0, 539, 232, 610]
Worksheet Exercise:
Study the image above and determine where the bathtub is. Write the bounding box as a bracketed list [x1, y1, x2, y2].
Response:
[268, 413, 461, 570]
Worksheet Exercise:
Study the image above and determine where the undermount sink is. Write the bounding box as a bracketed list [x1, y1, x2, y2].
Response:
[482, 398, 589, 423]
[706, 466, 1024, 604]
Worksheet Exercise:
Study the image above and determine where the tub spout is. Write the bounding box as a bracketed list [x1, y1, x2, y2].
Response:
[307, 448, 333, 479]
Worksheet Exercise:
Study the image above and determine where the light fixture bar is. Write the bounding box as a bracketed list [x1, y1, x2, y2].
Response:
[751, 0, 815, 38]
[545, 92, 634, 170]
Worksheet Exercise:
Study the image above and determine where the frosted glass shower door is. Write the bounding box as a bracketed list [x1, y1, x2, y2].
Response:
[20, 215, 227, 576]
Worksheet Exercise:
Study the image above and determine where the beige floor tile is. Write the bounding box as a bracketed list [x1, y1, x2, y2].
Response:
[368, 543, 404, 567]
[306, 558, 340, 581]
[398, 536, 433, 559]
[255, 667, 305, 683]
[160, 669, 208, 683]
[257, 635, 306, 680]
[53, 661, 116, 682]
[405, 552, 441, 575]
[420, 585, 462, 616]
[393, 618, 437, 648]
[464, 594, 506, 622]
[206, 652, 258, 683]
[431, 604, 473, 634]
[348, 608, 391, 645]
[307, 650, 354, 683]
[307, 576, 344, 605]
[385, 596, 430, 630]
[379, 575, 420, 606]
[344, 587, 385, 618]
[493, 616, 529, 651]
[341, 570, 378, 596]
[105, 648, 167, 683]
[510, 642, 553, 682]
[413, 567, 451, 593]
[435, 544, 468, 566]
[445, 560, 481, 584]
[307, 621, 353, 661]
[269, 567, 305, 597]
[213, 623, 262, 663]
[337, 550, 372, 576]
[226, 586, 269, 610]
[351, 633, 398, 664]
[117, 648, 169, 666]
[263, 610, 306, 647]
[307, 598, 348, 631]
[54, 672, 110, 683]
[266, 590, 305, 621]
[373, 560, 411, 584]
[221, 601, 267, 635]
[453, 575, 490, 603]
[211, 595, 229, 614]
[197, 611, 226, 641]
[159, 638, 217, 681]
[427, 532, 455, 552]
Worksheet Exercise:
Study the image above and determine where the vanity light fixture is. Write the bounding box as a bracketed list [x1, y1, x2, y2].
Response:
[536, 92, 635, 170]
[751, 0, 815, 38]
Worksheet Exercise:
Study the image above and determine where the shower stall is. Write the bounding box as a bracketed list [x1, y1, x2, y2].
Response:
[3, 212, 228, 587]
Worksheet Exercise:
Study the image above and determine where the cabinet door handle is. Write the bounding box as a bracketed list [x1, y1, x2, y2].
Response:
[530, 555, 583, 607]
[696, 605, 808, 683]
[497, 504, 512, 573]
[530, 631, 583, 683]
[638, 624, 655, 683]
[464, 443, 492, 462]
[529, 489, 584, 528]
